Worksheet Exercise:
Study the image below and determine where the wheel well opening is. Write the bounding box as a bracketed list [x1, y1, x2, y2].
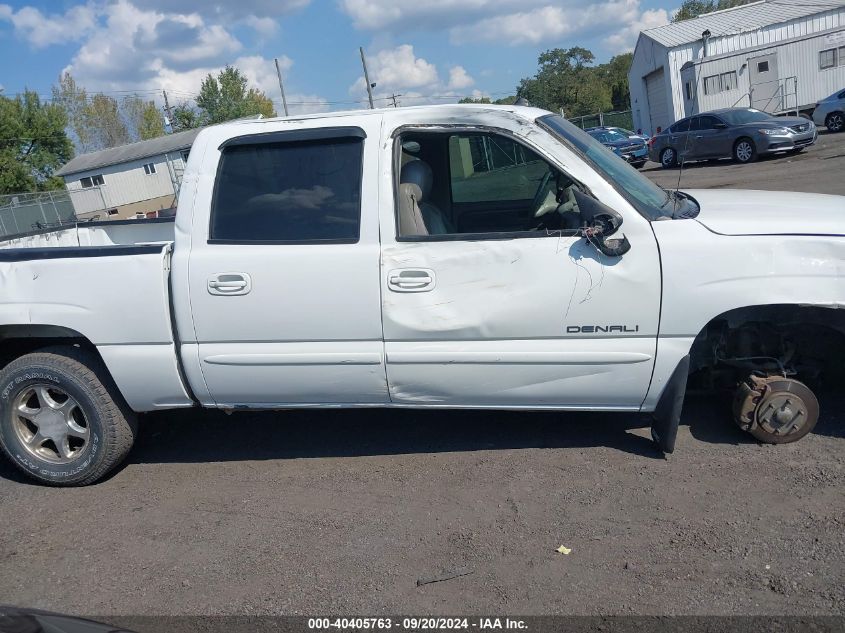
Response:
[0, 325, 101, 373]
[687, 304, 845, 391]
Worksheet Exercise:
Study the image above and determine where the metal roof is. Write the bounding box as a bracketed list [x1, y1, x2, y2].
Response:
[641, 0, 845, 48]
[55, 127, 203, 177]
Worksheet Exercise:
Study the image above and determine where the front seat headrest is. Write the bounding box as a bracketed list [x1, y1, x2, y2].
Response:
[400, 160, 433, 201]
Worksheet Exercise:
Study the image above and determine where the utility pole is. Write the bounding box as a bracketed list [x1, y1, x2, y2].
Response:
[162, 90, 175, 132]
[359, 46, 375, 109]
[274, 57, 290, 117]
[390, 93, 402, 108]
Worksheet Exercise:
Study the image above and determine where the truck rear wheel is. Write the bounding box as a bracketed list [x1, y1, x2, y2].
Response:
[0, 347, 137, 486]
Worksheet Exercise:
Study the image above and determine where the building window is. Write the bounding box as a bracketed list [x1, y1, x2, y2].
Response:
[820, 48, 836, 69]
[210, 134, 363, 243]
[143, 162, 157, 175]
[80, 174, 104, 188]
[757, 61, 769, 73]
[685, 81, 693, 100]
[106, 208, 119, 216]
[840, 46, 845, 66]
[703, 71, 738, 95]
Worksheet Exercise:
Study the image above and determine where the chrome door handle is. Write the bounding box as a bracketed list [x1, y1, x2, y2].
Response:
[387, 269, 435, 292]
[208, 273, 251, 296]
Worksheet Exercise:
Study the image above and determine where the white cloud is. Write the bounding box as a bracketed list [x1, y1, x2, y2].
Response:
[349, 45, 480, 107]
[447, 66, 474, 90]
[135, 0, 309, 18]
[242, 14, 278, 37]
[0, 2, 97, 48]
[450, 1, 644, 46]
[350, 44, 439, 97]
[605, 7, 670, 53]
[340, 0, 535, 31]
[342, 0, 667, 53]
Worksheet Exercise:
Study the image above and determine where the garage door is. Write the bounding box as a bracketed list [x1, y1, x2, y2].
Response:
[645, 68, 670, 134]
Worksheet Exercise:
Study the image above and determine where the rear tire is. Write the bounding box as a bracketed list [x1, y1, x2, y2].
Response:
[733, 138, 757, 164]
[825, 112, 844, 133]
[0, 346, 137, 486]
[660, 148, 677, 169]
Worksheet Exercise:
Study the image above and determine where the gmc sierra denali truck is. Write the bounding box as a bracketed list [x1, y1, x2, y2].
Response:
[0, 104, 843, 486]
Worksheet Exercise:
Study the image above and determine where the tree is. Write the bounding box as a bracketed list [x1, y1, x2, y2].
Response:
[0, 91, 73, 194]
[82, 94, 130, 150]
[51, 72, 93, 152]
[171, 103, 203, 131]
[458, 96, 517, 105]
[673, 0, 754, 22]
[596, 53, 634, 111]
[516, 47, 612, 116]
[122, 95, 165, 141]
[192, 66, 276, 127]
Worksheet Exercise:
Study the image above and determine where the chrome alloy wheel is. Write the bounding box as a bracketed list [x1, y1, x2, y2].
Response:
[11, 384, 89, 464]
[735, 140, 753, 162]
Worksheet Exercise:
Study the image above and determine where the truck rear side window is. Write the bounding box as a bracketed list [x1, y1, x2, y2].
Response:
[210, 137, 363, 243]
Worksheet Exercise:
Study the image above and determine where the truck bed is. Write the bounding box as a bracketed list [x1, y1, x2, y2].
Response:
[0, 216, 175, 250]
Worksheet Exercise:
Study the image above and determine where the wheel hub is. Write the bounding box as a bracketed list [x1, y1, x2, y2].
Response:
[10, 384, 89, 464]
[732, 375, 819, 443]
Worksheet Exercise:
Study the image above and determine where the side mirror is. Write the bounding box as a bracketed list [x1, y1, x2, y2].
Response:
[572, 189, 632, 257]
[713, 122, 728, 129]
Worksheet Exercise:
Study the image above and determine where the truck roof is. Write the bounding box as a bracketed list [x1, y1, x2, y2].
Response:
[219, 103, 552, 128]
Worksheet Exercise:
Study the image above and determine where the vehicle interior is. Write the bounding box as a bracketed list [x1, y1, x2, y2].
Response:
[395, 130, 584, 238]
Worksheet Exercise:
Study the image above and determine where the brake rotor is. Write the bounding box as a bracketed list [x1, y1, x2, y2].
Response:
[732, 375, 819, 444]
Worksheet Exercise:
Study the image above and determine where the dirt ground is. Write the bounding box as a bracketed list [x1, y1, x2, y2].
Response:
[0, 393, 843, 617]
[0, 131, 843, 621]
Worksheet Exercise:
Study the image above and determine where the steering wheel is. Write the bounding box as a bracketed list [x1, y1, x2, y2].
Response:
[530, 171, 553, 217]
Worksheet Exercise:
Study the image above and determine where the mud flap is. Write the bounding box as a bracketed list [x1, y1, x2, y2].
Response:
[651, 354, 690, 454]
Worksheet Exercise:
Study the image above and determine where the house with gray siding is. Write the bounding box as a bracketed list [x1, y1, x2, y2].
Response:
[55, 127, 203, 220]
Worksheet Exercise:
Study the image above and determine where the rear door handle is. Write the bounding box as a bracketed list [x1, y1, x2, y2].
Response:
[208, 273, 252, 296]
[387, 268, 435, 292]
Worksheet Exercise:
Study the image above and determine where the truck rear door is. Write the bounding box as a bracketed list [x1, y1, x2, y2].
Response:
[180, 122, 387, 407]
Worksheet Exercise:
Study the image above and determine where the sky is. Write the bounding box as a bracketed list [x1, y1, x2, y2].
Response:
[0, 0, 674, 114]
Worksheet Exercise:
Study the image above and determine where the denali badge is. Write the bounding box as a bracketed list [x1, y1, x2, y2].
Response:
[566, 325, 640, 333]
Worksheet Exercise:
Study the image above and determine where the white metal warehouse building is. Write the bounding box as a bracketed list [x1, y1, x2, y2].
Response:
[55, 127, 202, 220]
[629, 0, 845, 135]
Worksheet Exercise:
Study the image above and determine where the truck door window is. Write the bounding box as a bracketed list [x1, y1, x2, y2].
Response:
[210, 136, 363, 243]
[396, 131, 582, 239]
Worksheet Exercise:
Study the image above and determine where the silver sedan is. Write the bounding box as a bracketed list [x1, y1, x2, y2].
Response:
[649, 108, 817, 168]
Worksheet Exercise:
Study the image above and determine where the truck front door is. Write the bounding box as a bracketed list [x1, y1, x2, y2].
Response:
[378, 122, 662, 409]
[181, 123, 388, 407]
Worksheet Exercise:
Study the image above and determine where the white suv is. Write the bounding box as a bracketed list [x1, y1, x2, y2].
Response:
[812, 88, 845, 133]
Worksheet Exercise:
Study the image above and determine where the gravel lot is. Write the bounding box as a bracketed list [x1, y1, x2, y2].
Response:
[0, 131, 843, 620]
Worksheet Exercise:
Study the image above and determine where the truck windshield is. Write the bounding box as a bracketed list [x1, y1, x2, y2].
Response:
[537, 114, 671, 221]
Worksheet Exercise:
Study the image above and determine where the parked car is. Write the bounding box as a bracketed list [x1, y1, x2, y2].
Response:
[649, 108, 817, 168]
[586, 127, 649, 168]
[812, 88, 845, 133]
[1, 104, 843, 486]
[592, 125, 650, 143]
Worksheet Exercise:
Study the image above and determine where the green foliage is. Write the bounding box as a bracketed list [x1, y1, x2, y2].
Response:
[458, 96, 517, 105]
[0, 91, 73, 194]
[52, 72, 165, 152]
[84, 94, 130, 150]
[122, 95, 166, 141]
[515, 48, 633, 116]
[185, 66, 276, 128]
[673, 0, 754, 22]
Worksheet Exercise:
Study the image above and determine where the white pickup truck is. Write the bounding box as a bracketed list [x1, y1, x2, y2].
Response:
[1, 104, 843, 486]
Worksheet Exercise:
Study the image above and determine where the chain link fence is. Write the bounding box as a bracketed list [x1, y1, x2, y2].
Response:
[568, 109, 635, 132]
[0, 188, 110, 239]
